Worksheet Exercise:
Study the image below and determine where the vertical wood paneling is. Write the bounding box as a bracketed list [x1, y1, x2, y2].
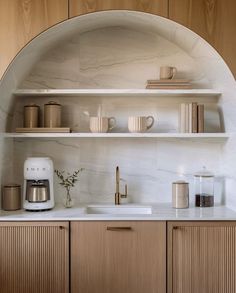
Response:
[168, 222, 236, 293]
[69, 0, 168, 17]
[71, 221, 166, 293]
[169, 0, 236, 78]
[0, 222, 69, 293]
[0, 0, 68, 78]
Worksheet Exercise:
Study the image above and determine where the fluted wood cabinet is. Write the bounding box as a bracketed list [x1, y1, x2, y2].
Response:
[168, 222, 236, 293]
[69, 0, 168, 17]
[0, 222, 69, 293]
[71, 221, 166, 293]
[0, 0, 68, 78]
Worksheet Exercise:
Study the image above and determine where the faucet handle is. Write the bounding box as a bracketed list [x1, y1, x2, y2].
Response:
[121, 183, 128, 199]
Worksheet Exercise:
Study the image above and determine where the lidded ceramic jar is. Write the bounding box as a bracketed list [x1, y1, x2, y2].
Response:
[44, 101, 61, 128]
[24, 104, 40, 128]
[172, 180, 189, 209]
[194, 167, 214, 207]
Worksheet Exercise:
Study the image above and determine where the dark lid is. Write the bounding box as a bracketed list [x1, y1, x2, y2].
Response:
[45, 101, 61, 106]
[172, 180, 189, 185]
[24, 104, 39, 108]
[3, 184, 21, 188]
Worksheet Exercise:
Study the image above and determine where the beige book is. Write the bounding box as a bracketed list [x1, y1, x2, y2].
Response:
[179, 103, 186, 132]
[147, 79, 190, 84]
[185, 103, 189, 133]
[197, 104, 204, 133]
[192, 103, 198, 133]
[188, 103, 192, 133]
[146, 85, 192, 89]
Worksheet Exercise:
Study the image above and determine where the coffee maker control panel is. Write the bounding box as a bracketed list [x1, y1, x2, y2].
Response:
[24, 157, 53, 180]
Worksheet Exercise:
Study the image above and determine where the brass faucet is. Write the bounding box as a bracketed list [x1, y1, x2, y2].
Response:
[115, 166, 128, 205]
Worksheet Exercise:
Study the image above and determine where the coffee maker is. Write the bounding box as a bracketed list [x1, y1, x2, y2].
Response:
[23, 157, 55, 211]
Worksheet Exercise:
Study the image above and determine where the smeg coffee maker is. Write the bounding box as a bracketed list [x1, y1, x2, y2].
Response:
[23, 157, 55, 211]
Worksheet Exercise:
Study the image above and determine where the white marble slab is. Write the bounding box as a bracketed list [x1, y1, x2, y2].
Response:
[0, 203, 235, 221]
[14, 89, 222, 97]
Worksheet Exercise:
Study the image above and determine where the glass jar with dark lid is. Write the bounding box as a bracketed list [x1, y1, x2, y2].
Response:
[194, 167, 214, 207]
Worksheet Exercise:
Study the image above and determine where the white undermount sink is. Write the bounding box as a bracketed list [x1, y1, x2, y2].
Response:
[86, 205, 152, 215]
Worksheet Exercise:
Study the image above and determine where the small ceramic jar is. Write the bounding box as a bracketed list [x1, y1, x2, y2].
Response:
[172, 180, 189, 209]
[24, 104, 39, 128]
[44, 101, 61, 128]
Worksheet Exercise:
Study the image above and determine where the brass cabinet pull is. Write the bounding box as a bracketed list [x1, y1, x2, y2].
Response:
[107, 226, 132, 231]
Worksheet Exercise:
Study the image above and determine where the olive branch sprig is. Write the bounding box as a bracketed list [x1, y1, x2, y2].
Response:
[54, 168, 84, 193]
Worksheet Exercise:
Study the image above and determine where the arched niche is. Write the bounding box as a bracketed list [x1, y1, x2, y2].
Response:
[0, 11, 236, 207]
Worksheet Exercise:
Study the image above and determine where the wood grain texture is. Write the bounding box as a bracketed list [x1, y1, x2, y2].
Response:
[69, 0, 168, 17]
[169, 0, 236, 78]
[0, 221, 69, 293]
[0, 0, 68, 78]
[168, 221, 236, 293]
[71, 221, 166, 293]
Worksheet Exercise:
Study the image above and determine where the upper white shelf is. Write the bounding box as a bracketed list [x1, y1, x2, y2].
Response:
[3, 133, 229, 139]
[13, 89, 222, 97]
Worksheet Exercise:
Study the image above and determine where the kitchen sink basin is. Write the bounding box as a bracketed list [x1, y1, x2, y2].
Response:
[86, 205, 152, 215]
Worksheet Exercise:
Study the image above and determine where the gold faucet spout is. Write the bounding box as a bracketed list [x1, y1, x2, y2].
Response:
[115, 166, 128, 205]
[116, 166, 120, 194]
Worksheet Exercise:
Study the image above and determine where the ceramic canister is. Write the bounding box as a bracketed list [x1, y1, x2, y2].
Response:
[44, 101, 61, 128]
[172, 180, 189, 209]
[24, 104, 40, 128]
[2, 184, 21, 211]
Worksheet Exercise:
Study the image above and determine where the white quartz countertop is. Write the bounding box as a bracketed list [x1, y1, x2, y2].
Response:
[0, 203, 236, 221]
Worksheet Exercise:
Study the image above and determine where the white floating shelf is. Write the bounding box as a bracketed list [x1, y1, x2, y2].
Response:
[13, 89, 222, 97]
[3, 133, 229, 139]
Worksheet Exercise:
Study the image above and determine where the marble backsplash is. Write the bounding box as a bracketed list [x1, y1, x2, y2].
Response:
[21, 26, 210, 90]
[10, 137, 225, 205]
[1, 11, 236, 208]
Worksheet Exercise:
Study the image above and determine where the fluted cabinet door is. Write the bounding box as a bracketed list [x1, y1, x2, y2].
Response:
[69, 0, 168, 17]
[71, 221, 166, 293]
[168, 222, 236, 293]
[0, 222, 69, 293]
[0, 0, 68, 78]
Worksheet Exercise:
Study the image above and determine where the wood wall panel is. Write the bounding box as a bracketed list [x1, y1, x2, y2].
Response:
[0, 222, 69, 293]
[0, 0, 68, 78]
[169, 0, 236, 78]
[69, 0, 168, 17]
[71, 221, 166, 293]
[168, 222, 236, 293]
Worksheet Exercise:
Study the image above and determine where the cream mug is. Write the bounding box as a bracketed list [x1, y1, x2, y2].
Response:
[160, 66, 177, 79]
[128, 116, 154, 133]
[90, 117, 116, 133]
